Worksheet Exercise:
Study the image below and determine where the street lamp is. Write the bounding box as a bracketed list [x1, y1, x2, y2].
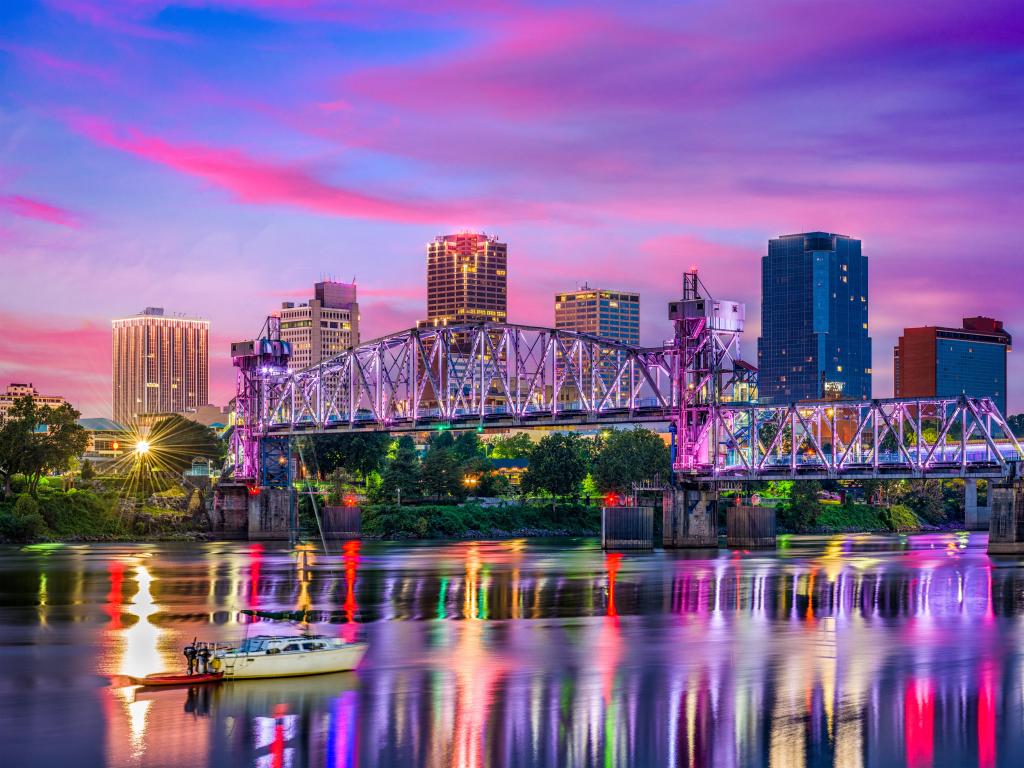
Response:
[135, 439, 151, 456]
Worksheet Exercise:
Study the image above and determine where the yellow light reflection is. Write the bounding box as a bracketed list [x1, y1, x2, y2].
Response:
[120, 565, 163, 678]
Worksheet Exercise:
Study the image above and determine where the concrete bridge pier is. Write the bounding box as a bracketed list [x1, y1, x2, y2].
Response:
[727, 503, 777, 548]
[965, 478, 991, 530]
[248, 487, 295, 540]
[988, 479, 1024, 554]
[663, 483, 719, 548]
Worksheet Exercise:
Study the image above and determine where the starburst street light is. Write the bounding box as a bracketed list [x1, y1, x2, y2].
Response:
[135, 439, 151, 456]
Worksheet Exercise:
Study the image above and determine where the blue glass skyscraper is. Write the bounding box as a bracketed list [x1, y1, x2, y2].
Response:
[757, 232, 872, 403]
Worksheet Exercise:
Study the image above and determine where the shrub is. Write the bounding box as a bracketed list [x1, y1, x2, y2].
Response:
[883, 504, 920, 532]
[12, 493, 47, 540]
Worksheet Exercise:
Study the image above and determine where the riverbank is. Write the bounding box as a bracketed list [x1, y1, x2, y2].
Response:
[2, 487, 954, 544]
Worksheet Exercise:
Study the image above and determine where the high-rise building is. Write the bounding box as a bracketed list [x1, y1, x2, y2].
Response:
[554, 286, 640, 345]
[279, 281, 360, 369]
[894, 317, 1011, 413]
[757, 232, 871, 403]
[112, 308, 209, 424]
[0, 382, 68, 420]
[420, 233, 507, 327]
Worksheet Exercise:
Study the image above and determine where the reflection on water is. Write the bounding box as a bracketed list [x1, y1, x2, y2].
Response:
[3, 534, 1024, 766]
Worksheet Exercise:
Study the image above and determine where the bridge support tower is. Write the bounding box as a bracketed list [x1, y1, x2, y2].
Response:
[663, 482, 719, 548]
[988, 479, 1024, 554]
[965, 478, 991, 531]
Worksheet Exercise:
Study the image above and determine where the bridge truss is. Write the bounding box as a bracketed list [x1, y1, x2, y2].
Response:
[703, 396, 1021, 481]
[231, 272, 1020, 483]
[257, 323, 677, 432]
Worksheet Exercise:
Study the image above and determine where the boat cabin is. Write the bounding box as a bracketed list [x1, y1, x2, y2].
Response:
[230, 635, 344, 656]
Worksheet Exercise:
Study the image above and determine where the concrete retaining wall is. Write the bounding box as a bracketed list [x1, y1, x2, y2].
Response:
[602, 506, 654, 550]
[726, 505, 776, 548]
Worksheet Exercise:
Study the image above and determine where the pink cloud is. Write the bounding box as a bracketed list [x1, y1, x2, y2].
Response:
[0, 194, 81, 228]
[43, 0, 192, 43]
[0, 43, 115, 84]
[65, 113, 549, 224]
[0, 313, 110, 415]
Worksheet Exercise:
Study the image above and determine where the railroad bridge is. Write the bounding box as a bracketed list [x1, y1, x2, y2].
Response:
[220, 272, 1023, 552]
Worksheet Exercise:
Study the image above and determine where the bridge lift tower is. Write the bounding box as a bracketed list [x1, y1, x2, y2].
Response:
[214, 316, 296, 539]
[662, 269, 750, 548]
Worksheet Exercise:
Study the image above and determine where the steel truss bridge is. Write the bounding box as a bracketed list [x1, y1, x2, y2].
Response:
[231, 273, 1021, 483]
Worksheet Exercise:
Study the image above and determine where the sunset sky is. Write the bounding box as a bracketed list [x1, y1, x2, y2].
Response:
[1, 0, 1021, 417]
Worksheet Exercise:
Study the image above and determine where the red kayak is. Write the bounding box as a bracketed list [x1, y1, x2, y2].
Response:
[132, 672, 224, 687]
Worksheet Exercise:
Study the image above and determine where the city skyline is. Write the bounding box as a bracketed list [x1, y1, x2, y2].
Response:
[1, 1, 1022, 417]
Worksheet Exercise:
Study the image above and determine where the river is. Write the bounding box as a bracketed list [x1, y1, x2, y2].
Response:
[1, 534, 1022, 767]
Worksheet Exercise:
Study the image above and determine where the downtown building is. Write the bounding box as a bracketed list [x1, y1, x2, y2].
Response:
[757, 232, 872, 403]
[112, 308, 209, 424]
[554, 285, 640, 345]
[0, 382, 68, 420]
[279, 281, 360, 369]
[419, 232, 507, 328]
[894, 317, 1011, 413]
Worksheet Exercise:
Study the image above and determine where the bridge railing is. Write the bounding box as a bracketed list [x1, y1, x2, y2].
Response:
[694, 396, 1022, 480]
[258, 323, 682, 432]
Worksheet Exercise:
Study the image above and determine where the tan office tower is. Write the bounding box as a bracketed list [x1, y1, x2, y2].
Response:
[420, 233, 507, 327]
[112, 308, 209, 424]
[279, 281, 360, 369]
[554, 285, 640, 345]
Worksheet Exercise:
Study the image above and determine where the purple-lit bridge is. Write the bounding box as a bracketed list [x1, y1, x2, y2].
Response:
[230, 273, 1021, 484]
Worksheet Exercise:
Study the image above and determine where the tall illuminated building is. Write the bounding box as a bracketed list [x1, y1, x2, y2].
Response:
[554, 286, 640, 345]
[279, 281, 360, 369]
[757, 232, 871, 403]
[112, 308, 209, 423]
[894, 317, 1011, 413]
[420, 233, 507, 327]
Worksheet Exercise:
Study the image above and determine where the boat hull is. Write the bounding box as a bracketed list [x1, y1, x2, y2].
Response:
[134, 672, 223, 687]
[219, 642, 368, 679]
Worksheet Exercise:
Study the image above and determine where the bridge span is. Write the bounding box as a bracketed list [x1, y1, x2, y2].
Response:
[222, 271, 1024, 552]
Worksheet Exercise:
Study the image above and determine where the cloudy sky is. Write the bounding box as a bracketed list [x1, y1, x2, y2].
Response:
[1, 0, 1021, 417]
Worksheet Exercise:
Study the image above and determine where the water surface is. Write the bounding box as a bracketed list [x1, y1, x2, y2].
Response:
[1, 534, 1022, 767]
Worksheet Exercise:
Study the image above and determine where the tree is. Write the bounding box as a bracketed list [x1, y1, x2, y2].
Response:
[452, 430, 485, 463]
[0, 396, 36, 498]
[379, 436, 421, 503]
[486, 433, 533, 459]
[1008, 414, 1024, 438]
[0, 396, 88, 498]
[522, 432, 589, 510]
[12, 493, 46, 540]
[79, 459, 95, 481]
[420, 445, 464, 501]
[147, 415, 224, 474]
[779, 480, 821, 531]
[592, 428, 671, 494]
[309, 432, 391, 483]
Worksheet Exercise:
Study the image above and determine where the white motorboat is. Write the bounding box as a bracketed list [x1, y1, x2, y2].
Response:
[211, 635, 368, 680]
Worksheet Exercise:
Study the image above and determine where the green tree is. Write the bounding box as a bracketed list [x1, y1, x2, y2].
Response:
[147, 414, 224, 474]
[0, 396, 36, 498]
[452, 430, 485, 462]
[79, 458, 95, 481]
[12, 493, 46, 540]
[379, 436, 421, 503]
[592, 427, 671, 494]
[486, 433, 534, 459]
[1008, 414, 1024, 438]
[309, 432, 391, 483]
[0, 397, 88, 497]
[522, 432, 589, 510]
[778, 480, 821, 531]
[420, 445, 464, 502]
